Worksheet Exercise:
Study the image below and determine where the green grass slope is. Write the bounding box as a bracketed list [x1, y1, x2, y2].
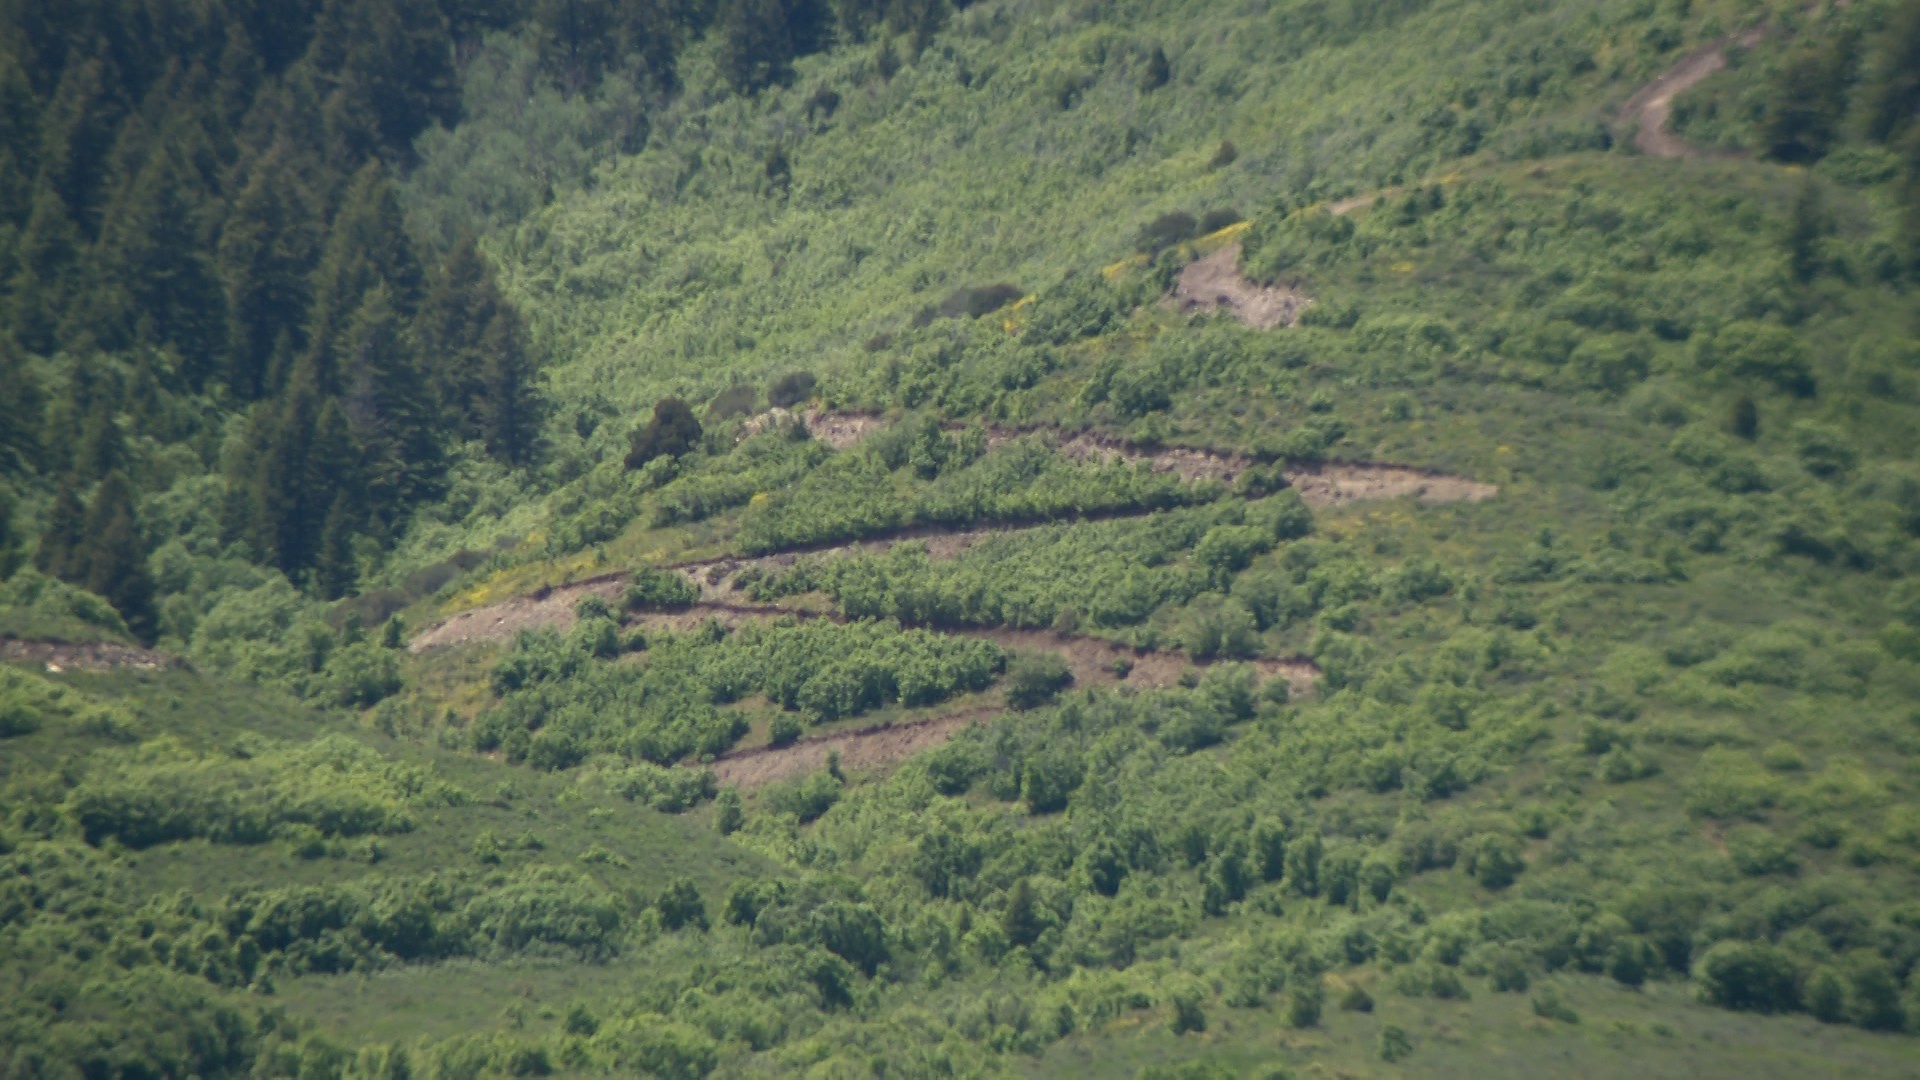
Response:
[6, 0, 1920, 1077]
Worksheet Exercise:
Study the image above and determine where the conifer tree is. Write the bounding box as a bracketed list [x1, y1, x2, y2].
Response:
[33, 56, 122, 235]
[473, 305, 540, 465]
[6, 185, 84, 352]
[33, 476, 87, 582]
[0, 60, 40, 225]
[716, 0, 796, 94]
[217, 143, 321, 399]
[339, 285, 441, 521]
[1002, 878, 1043, 949]
[1861, 3, 1920, 148]
[73, 398, 127, 485]
[0, 484, 16, 578]
[84, 138, 229, 380]
[237, 361, 320, 571]
[79, 471, 158, 641]
[414, 233, 541, 463]
[0, 338, 43, 475]
[315, 490, 358, 599]
[304, 162, 423, 389]
[212, 21, 266, 127]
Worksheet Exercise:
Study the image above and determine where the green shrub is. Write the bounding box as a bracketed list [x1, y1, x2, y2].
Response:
[1696, 941, 1802, 1012]
[1378, 1024, 1413, 1062]
[768, 371, 817, 409]
[706, 384, 758, 421]
[626, 397, 704, 470]
[624, 568, 699, 610]
[1005, 653, 1073, 710]
[1137, 212, 1198, 256]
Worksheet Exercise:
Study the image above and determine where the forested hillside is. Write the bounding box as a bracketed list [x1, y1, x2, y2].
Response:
[4, 0, 1920, 1077]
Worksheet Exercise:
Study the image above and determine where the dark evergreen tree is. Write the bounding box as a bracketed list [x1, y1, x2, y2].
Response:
[533, 0, 622, 93]
[73, 397, 127, 484]
[1785, 178, 1826, 284]
[83, 137, 230, 380]
[0, 484, 16, 578]
[33, 55, 123, 235]
[336, 0, 457, 159]
[314, 490, 357, 599]
[1861, 2, 1920, 148]
[0, 338, 43, 475]
[338, 285, 441, 522]
[79, 471, 158, 641]
[716, 0, 796, 94]
[212, 21, 267, 127]
[6, 185, 84, 352]
[304, 161, 423, 390]
[1761, 42, 1853, 165]
[217, 142, 320, 399]
[1002, 878, 1043, 949]
[0, 59, 40, 225]
[1142, 45, 1171, 91]
[33, 475, 87, 581]
[472, 305, 540, 465]
[413, 232, 541, 463]
[238, 367, 319, 571]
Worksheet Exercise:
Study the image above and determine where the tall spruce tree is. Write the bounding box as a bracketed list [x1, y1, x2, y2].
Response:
[6, 185, 84, 352]
[217, 142, 321, 399]
[33, 476, 87, 582]
[304, 161, 422, 390]
[473, 304, 540, 465]
[0, 337, 43, 475]
[83, 137, 230, 381]
[314, 490, 358, 599]
[414, 233, 540, 463]
[338, 285, 440, 523]
[79, 471, 158, 641]
[33, 55, 123, 236]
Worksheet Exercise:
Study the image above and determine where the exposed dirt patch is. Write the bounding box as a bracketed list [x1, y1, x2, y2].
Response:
[982, 426, 1252, 485]
[408, 578, 628, 652]
[1283, 463, 1498, 508]
[739, 406, 885, 450]
[1617, 27, 1769, 159]
[804, 407, 885, 449]
[1168, 244, 1311, 329]
[1, 637, 183, 673]
[1327, 188, 1400, 216]
[961, 627, 1319, 696]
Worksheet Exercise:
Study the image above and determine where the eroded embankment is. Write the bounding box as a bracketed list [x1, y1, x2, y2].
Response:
[1, 637, 183, 673]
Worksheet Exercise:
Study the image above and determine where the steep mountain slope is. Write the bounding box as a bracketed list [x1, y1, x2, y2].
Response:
[5, 0, 1920, 1077]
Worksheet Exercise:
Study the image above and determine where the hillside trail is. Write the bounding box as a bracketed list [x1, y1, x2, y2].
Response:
[1618, 26, 1770, 158]
[689, 616, 1319, 788]
[1, 637, 183, 674]
[410, 420, 1495, 654]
